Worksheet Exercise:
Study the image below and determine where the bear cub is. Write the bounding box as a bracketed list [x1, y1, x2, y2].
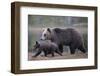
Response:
[33, 40, 62, 57]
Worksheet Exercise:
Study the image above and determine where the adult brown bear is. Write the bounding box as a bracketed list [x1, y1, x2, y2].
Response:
[41, 28, 86, 54]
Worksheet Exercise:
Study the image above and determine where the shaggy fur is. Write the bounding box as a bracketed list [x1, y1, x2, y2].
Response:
[33, 40, 62, 57]
[41, 28, 86, 54]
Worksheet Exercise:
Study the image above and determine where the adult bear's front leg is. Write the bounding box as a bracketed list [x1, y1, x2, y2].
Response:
[59, 44, 63, 53]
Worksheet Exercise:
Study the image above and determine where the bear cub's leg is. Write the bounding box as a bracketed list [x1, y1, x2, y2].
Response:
[34, 50, 42, 57]
[43, 50, 48, 57]
[55, 50, 62, 56]
[51, 51, 54, 57]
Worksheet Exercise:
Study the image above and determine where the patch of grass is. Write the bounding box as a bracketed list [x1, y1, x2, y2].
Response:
[82, 33, 88, 51]
[28, 31, 37, 52]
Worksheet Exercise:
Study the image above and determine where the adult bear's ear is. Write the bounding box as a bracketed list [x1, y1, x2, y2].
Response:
[47, 28, 51, 33]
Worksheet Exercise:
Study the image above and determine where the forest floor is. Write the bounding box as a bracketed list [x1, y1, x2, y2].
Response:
[28, 50, 88, 61]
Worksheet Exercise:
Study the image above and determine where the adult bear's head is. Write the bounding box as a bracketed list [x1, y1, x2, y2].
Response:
[41, 28, 52, 40]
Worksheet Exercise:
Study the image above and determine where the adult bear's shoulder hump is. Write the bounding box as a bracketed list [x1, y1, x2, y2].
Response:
[53, 28, 76, 33]
[53, 28, 62, 33]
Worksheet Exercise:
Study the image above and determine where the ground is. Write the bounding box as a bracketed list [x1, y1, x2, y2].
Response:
[28, 50, 88, 61]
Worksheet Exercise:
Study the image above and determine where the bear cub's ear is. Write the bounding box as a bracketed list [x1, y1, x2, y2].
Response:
[47, 28, 51, 33]
[36, 41, 38, 44]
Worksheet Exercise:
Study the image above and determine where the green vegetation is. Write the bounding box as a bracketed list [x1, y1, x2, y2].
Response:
[28, 15, 88, 28]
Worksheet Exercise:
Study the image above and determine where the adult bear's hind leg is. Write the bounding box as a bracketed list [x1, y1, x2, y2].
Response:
[78, 45, 86, 53]
[69, 45, 76, 54]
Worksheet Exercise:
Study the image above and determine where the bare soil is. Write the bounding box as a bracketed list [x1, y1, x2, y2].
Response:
[28, 50, 88, 61]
